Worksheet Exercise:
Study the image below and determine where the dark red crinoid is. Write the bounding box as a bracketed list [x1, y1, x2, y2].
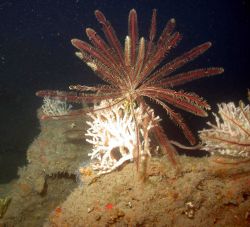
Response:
[36, 9, 224, 167]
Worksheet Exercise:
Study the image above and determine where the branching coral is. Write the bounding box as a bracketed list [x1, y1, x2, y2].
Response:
[41, 97, 72, 118]
[199, 101, 250, 158]
[85, 100, 160, 175]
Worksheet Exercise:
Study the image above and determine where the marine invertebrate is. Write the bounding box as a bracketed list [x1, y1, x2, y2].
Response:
[199, 101, 250, 158]
[41, 96, 72, 119]
[36, 9, 223, 169]
[85, 100, 160, 174]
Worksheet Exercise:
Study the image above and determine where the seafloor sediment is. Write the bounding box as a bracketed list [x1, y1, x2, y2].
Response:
[1, 111, 250, 227]
[44, 156, 250, 227]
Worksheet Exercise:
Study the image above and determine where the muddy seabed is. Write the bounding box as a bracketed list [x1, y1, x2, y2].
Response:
[1, 113, 250, 227]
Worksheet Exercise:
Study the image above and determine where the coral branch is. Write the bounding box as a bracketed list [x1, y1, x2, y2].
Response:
[86, 100, 160, 175]
[41, 97, 72, 118]
[199, 102, 250, 158]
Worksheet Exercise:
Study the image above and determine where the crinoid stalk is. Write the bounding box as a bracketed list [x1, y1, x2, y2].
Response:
[36, 9, 224, 171]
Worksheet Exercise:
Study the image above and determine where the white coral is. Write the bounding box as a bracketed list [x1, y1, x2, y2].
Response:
[199, 102, 250, 158]
[41, 96, 72, 117]
[85, 100, 160, 175]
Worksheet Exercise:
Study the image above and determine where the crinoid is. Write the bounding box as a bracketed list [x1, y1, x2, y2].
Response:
[36, 9, 224, 171]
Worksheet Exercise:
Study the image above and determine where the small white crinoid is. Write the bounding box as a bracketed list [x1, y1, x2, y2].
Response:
[199, 101, 250, 158]
[85, 100, 160, 175]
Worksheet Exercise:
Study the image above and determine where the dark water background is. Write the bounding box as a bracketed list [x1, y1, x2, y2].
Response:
[0, 0, 249, 183]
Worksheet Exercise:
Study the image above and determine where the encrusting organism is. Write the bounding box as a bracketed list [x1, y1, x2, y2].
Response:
[36, 9, 223, 172]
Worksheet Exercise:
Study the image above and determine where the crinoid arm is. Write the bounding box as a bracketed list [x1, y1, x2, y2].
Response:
[153, 125, 179, 166]
[141, 87, 210, 116]
[158, 67, 224, 88]
[36, 88, 121, 103]
[145, 9, 157, 62]
[140, 31, 182, 80]
[128, 9, 138, 65]
[153, 98, 196, 145]
[71, 40, 126, 86]
[94, 10, 124, 64]
[143, 42, 213, 86]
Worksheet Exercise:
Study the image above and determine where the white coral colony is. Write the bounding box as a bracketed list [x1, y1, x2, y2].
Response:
[199, 102, 250, 158]
[85, 100, 160, 175]
[41, 96, 72, 117]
